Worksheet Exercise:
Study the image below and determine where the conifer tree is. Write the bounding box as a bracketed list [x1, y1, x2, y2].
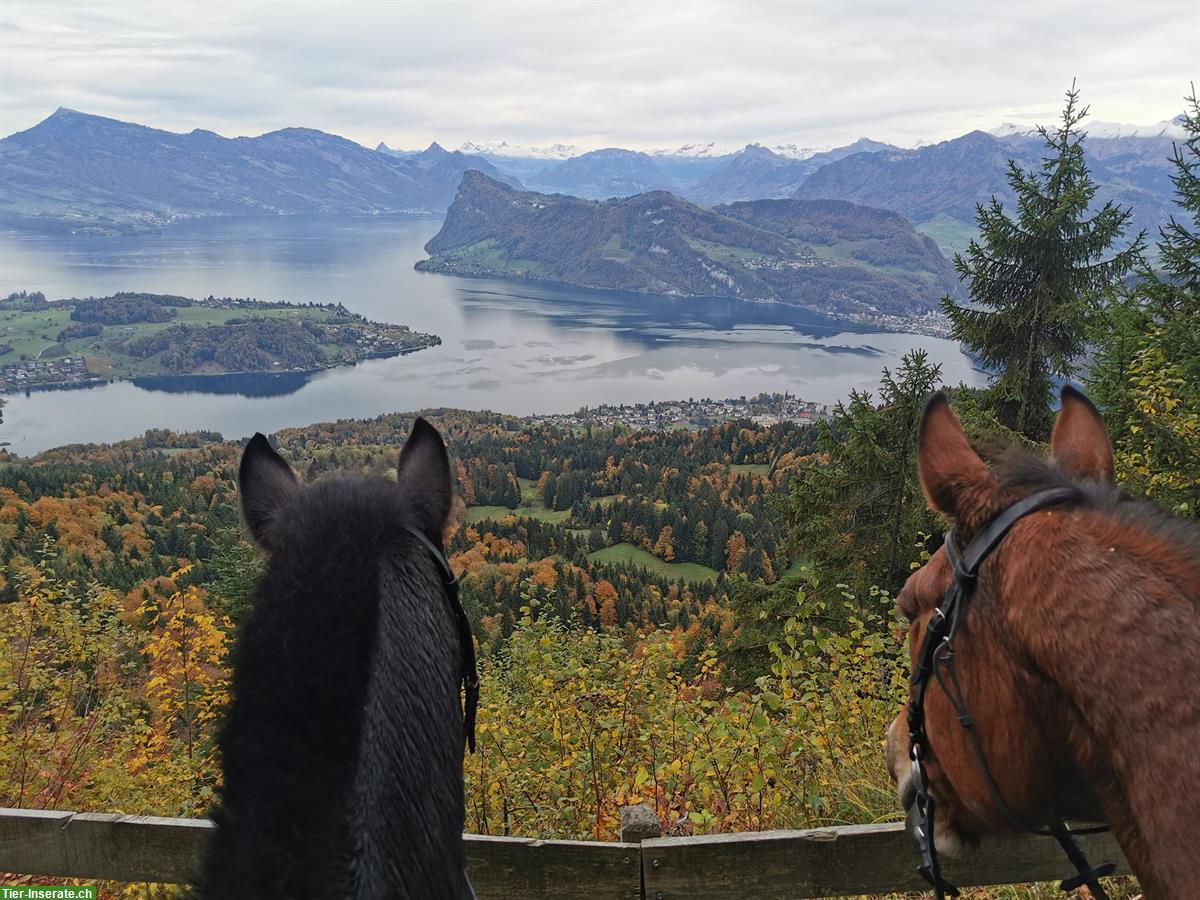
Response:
[783, 350, 942, 597]
[943, 83, 1143, 440]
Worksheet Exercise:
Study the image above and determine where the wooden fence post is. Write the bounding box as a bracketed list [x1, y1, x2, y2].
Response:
[619, 804, 661, 844]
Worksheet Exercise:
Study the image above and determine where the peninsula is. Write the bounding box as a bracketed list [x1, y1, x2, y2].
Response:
[415, 172, 963, 328]
[0, 291, 440, 392]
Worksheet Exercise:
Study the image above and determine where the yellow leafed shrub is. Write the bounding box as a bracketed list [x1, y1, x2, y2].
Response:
[465, 573, 908, 841]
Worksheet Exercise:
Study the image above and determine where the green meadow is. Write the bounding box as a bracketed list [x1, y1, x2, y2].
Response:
[587, 543, 719, 583]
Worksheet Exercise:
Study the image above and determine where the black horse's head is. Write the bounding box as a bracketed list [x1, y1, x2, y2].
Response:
[202, 418, 473, 899]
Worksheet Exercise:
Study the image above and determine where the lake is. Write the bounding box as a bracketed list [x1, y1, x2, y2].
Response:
[0, 215, 984, 454]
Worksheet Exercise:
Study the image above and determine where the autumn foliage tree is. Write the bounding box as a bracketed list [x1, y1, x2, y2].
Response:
[653, 526, 675, 562]
[0, 546, 135, 811]
[466, 573, 907, 841]
[135, 568, 230, 815]
[1088, 88, 1200, 517]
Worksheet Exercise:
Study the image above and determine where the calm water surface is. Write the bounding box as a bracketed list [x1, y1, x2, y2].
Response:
[0, 216, 984, 454]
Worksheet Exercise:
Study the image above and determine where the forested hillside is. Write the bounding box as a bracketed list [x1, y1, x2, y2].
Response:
[0, 412, 812, 653]
[418, 172, 961, 319]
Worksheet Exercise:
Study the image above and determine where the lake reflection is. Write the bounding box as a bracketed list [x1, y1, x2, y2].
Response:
[0, 215, 984, 454]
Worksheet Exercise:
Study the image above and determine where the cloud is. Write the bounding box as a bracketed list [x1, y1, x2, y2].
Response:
[2, 0, 1196, 151]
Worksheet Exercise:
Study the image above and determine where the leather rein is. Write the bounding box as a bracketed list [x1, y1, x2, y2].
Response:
[904, 487, 1115, 899]
[405, 525, 480, 900]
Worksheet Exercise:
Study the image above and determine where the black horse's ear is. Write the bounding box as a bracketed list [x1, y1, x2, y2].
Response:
[397, 417, 452, 538]
[239, 433, 299, 551]
[917, 393, 991, 520]
[1051, 386, 1114, 483]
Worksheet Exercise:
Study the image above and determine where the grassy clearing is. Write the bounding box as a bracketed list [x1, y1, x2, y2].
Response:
[730, 463, 771, 476]
[684, 237, 764, 263]
[442, 240, 548, 277]
[777, 558, 814, 580]
[0, 307, 73, 359]
[587, 543, 719, 583]
[465, 505, 518, 524]
[916, 214, 977, 256]
[517, 477, 540, 504]
[466, 496, 572, 526]
[516, 504, 571, 524]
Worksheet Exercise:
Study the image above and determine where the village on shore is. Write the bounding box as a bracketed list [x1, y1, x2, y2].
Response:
[526, 392, 831, 431]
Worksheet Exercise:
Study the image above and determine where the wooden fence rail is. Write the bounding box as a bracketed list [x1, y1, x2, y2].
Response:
[0, 807, 1128, 898]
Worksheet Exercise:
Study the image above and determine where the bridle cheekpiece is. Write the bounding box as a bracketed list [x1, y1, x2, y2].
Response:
[405, 525, 480, 754]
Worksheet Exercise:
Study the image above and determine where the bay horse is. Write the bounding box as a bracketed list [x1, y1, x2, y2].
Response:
[202, 419, 477, 899]
[887, 387, 1199, 899]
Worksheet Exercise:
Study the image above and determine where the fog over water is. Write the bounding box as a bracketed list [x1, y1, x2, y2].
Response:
[0, 215, 985, 454]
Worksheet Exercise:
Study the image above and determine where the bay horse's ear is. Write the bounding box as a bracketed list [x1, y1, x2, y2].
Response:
[398, 417, 452, 537]
[239, 433, 299, 551]
[917, 393, 990, 520]
[1050, 386, 1114, 482]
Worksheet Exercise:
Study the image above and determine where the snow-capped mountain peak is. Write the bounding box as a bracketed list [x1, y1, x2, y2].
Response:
[766, 143, 825, 160]
[648, 141, 828, 160]
[991, 119, 1187, 140]
[990, 122, 1036, 138]
[457, 140, 577, 160]
[649, 142, 729, 159]
[1084, 119, 1188, 139]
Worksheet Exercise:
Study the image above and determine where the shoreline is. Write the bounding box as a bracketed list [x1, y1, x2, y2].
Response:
[0, 338, 441, 397]
[415, 258, 955, 340]
[2, 392, 830, 459]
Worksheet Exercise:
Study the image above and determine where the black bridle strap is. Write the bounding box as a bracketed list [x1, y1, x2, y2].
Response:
[905, 486, 1115, 900]
[1051, 821, 1118, 895]
[406, 526, 480, 754]
[946, 486, 1079, 581]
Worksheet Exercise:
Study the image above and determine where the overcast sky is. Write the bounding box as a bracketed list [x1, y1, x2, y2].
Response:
[2, 1, 1197, 152]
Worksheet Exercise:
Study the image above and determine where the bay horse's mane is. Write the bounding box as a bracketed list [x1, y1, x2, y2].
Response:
[987, 447, 1200, 572]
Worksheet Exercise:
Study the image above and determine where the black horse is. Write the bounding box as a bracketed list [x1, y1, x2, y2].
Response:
[202, 419, 475, 899]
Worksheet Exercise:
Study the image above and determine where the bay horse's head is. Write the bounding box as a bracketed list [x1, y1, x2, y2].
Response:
[886, 388, 1119, 855]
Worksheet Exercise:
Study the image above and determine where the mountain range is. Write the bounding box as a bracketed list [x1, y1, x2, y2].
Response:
[453, 128, 1176, 244]
[525, 148, 682, 199]
[446, 130, 1178, 244]
[0, 109, 520, 232]
[685, 139, 899, 204]
[415, 171, 961, 319]
[0, 108, 1184, 246]
[793, 128, 1177, 241]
